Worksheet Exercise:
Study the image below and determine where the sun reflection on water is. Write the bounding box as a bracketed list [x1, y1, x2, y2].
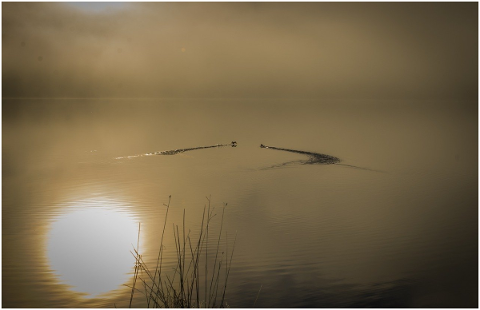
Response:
[46, 198, 141, 298]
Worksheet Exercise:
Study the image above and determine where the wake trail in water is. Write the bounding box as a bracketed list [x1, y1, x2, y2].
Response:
[260, 144, 383, 172]
[260, 144, 340, 165]
[335, 163, 386, 173]
[115, 141, 237, 160]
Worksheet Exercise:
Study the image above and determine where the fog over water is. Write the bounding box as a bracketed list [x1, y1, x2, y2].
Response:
[2, 2, 478, 308]
[2, 2, 477, 99]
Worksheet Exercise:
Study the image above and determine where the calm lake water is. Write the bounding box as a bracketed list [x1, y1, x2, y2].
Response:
[2, 99, 477, 307]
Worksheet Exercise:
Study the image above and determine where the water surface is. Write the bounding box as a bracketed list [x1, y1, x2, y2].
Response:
[2, 99, 477, 307]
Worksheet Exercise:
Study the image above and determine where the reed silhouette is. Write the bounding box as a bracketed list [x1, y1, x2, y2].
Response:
[126, 196, 236, 308]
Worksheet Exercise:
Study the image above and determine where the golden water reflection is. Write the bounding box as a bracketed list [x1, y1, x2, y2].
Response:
[46, 199, 140, 298]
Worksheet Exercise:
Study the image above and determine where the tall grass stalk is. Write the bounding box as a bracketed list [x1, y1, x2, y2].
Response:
[127, 196, 236, 308]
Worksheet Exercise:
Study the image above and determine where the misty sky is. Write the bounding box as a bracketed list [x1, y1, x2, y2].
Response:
[2, 2, 477, 99]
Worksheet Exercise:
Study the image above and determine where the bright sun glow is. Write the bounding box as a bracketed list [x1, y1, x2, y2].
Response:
[47, 199, 140, 298]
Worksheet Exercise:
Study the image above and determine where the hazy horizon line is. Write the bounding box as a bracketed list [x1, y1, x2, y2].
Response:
[2, 96, 476, 102]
